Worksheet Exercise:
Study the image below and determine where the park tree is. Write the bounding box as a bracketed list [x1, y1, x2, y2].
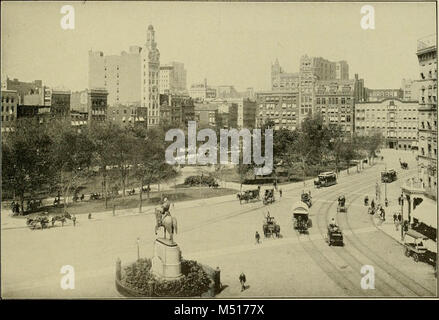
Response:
[49, 119, 95, 211]
[362, 131, 384, 165]
[131, 125, 178, 212]
[292, 114, 331, 186]
[89, 122, 121, 208]
[1, 118, 55, 213]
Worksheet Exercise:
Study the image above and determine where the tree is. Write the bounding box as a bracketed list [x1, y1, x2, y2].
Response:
[49, 119, 94, 211]
[2, 118, 55, 213]
[131, 125, 178, 212]
[363, 131, 384, 165]
[292, 114, 331, 186]
[89, 122, 121, 208]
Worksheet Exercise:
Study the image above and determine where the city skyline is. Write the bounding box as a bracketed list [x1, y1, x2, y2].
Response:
[1, 2, 436, 92]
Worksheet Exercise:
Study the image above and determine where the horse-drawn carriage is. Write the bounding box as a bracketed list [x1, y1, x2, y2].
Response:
[237, 189, 260, 204]
[381, 169, 397, 183]
[399, 159, 409, 170]
[26, 213, 50, 230]
[262, 215, 280, 238]
[263, 189, 275, 205]
[301, 191, 312, 208]
[26, 211, 74, 230]
[326, 224, 344, 246]
[292, 201, 312, 233]
[404, 230, 429, 263]
[337, 195, 347, 213]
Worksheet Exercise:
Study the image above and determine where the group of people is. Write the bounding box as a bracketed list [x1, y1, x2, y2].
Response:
[10, 201, 20, 215]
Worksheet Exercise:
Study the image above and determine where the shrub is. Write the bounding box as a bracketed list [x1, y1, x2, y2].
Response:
[121, 258, 212, 297]
[184, 175, 217, 187]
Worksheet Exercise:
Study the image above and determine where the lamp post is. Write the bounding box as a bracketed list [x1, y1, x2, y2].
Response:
[136, 237, 140, 261]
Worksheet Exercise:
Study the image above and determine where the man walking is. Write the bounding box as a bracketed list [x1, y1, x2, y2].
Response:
[255, 231, 261, 244]
[239, 272, 246, 292]
[279, 188, 283, 198]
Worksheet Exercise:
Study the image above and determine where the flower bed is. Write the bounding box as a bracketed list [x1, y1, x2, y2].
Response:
[117, 258, 215, 297]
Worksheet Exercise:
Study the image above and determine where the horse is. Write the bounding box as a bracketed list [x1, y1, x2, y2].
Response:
[154, 207, 178, 242]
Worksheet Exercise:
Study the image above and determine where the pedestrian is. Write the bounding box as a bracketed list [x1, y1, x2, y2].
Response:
[88, 213, 92, 219]
[380, 207, 386, 221]
[371, 199, 375, 210]
[279, 188, 283, 198]
[255, 231, 260, 244]
[72, 215, 76, 227]
[385, 198, 389, 207]
[393, 213, 397, 223]
[239, 272, 246, 292]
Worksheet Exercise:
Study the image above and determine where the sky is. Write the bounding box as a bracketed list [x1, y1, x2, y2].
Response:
[1, 1, 437, 92]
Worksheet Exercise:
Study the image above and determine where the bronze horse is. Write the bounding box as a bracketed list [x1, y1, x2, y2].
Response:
[154, 207, 178, 242]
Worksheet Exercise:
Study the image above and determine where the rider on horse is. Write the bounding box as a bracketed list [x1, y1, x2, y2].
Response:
[160, 197, 171, 221]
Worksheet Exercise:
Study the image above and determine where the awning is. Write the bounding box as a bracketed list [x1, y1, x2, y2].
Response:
[411, 198, 437, 229]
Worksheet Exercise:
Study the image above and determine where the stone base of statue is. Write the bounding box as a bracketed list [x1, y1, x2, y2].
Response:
[151, 238, 183, 280]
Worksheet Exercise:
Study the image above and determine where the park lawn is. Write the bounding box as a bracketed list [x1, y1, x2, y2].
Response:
[7, 187, 237, 218]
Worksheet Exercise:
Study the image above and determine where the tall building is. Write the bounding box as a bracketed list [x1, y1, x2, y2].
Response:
[353, 74, 367, 103]
[335, 61, 349, 80]
[314, 80, 355, 133]
[228, 98, 257, 129]
[401, 78, 419, 101]
[141, 25, 160, 127]
[416, 34, 437, 197]
[88, 25, 159, 128]
[355, 99, 419, 149]
[256, 90, 300, 131]
[88, 46, 142, 107]
[271, 59, 299, 91]
[159, 62, 187, 94]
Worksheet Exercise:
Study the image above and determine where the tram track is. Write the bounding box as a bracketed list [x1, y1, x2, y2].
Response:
[339, 191, 436, 296]
[289, 167, 425, 297]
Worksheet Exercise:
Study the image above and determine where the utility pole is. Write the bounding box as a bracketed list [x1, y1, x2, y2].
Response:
[384, 163, 387, 206]
[400, 196, 404, 241]
[136, 237, 140, 261]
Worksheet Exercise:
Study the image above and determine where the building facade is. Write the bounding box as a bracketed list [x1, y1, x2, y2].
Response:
[159, 94, 195, 126]
[271, 59, 300, 91]
[1, 90, 19, 132]
[88, 46, 142, 107]
[416, 34, 437, 197]
[194, 103, 220, 128]
[256, 90, 300, 131]
[88, 25, 160, 128]
[401, 78, 419, 101]
[6, 78, 43, 102]
[314, 80, 355, 133]
[159, 62, 187, 95]
[141, 25, 161, 127]
[189, 79, 217, 101]
[366, 88, 404, 102]
[355, 99, 419, 150]
[51, 89, 71, 117]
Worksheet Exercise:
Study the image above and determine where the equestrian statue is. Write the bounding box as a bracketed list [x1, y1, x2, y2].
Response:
[154, 197, 178, 242]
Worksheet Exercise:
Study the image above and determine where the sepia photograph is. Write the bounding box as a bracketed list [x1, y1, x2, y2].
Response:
[0, 0, 437, 300]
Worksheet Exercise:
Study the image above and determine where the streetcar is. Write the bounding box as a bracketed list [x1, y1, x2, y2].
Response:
[314, 171, 337, 188]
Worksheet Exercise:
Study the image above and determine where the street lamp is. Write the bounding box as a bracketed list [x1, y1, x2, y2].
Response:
[136, 237, 140, 261]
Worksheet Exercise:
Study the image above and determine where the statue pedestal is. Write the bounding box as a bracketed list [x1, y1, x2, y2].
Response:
[151, 238, 183, 280]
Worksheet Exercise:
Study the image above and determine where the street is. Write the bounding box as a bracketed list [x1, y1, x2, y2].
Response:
[1, 149, 436, 298]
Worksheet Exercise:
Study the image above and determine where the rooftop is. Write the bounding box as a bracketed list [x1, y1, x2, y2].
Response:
[417, 34, 437, 53]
